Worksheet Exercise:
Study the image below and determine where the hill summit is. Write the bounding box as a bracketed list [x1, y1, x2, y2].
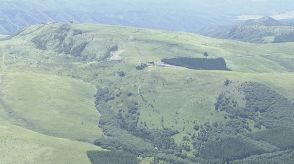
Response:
[242, 16, 283, 26]
[199, 16, 294, 43]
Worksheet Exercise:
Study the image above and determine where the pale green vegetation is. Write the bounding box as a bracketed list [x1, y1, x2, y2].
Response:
[0, 22, 294, 163]
[1, 71, 102, 142]
[0, 120, 102, 164]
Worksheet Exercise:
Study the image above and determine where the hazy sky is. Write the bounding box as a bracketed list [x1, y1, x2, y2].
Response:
[62, 0, 294, 15]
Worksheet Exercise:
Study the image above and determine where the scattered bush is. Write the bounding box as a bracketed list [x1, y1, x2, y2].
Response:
[136, 63, 148, 70]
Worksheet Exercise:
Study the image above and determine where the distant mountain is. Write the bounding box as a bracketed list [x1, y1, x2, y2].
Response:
[242, 16, 283, 26]
[281, 19, 294, 25]
[2, 0, 294, 35]
[199, 17, 294, 43]
[0, 0, 235, 34]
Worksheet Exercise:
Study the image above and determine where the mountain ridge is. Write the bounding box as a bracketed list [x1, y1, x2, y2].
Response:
[242, 16, 283, 26]
[2, 0, 294, 35]
[199, 16, 294, 43]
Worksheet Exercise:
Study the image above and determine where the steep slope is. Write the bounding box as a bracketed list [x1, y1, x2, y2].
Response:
[0, 23, 294, 163]
[199, 17, 294, 43]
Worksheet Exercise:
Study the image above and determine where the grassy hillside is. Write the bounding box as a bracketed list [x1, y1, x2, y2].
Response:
[0, 120, 102, 164]
[0, 22, 294, 163]
[0, 65, 104, 163]
[0, 71, 102, 142]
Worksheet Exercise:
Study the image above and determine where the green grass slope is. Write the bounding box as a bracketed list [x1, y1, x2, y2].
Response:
[0, 71, 102, 142]
[0, 70, 104, 163]
[0, 120, 102, 164]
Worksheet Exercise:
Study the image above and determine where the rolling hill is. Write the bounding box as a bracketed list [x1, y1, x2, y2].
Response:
[0, 23, 294, 163]
[199, 17, 294, 43]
